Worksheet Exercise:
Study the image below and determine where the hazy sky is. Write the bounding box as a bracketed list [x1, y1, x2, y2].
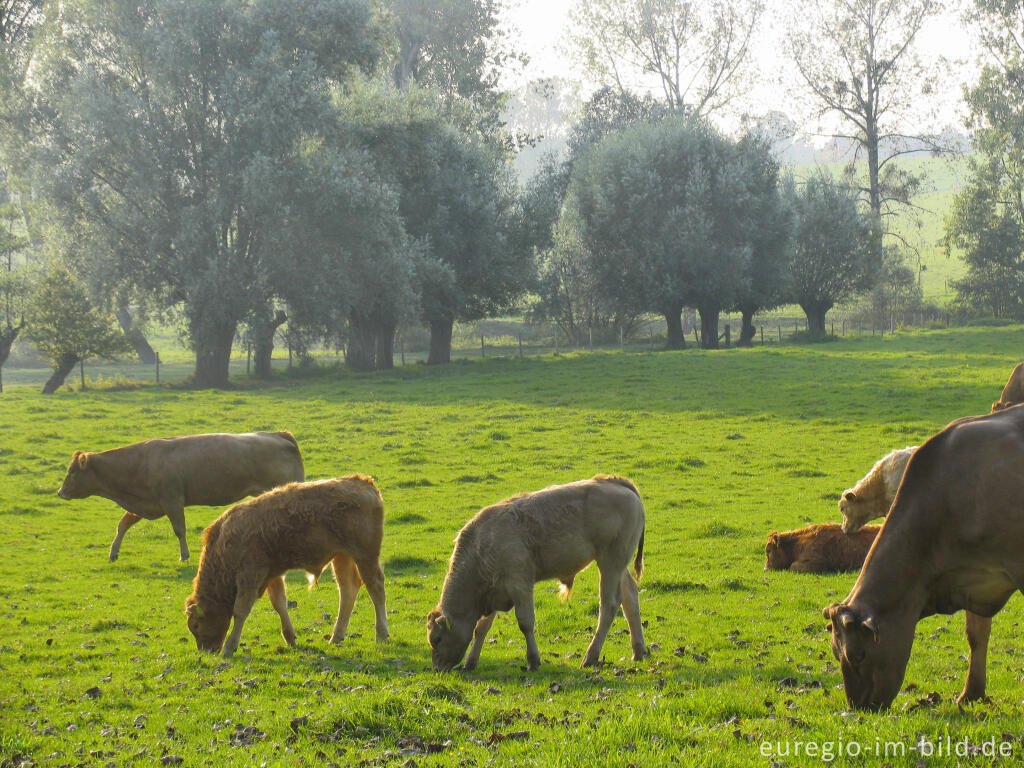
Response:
[501, 0, 980, 137]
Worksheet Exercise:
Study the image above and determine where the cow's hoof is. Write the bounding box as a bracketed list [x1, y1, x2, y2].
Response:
[375, 632, 390, 643]
[108, 553, 119, 563]
[581, 657, 603, 668]
[632, 646, 651, 661]
[463, 659, 478, 672]
[329, 634, 345, 645]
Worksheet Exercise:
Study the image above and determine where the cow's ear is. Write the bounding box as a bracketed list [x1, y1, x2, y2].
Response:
[822, 603, 839, 621]
[768, 531, 779, 543]
[843, 491, 856, 502]
[77, 452, 89, 469]
[862, 615, 879, 643]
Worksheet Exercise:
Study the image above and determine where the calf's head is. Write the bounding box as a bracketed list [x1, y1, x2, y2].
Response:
[185, 595, 231, 653]
[838, 490, 874, 534]
[58, 451, 95, 500]
[764, 533, 791, 570]
[426, 609, 473, 671]
[823, 602, 915, 711]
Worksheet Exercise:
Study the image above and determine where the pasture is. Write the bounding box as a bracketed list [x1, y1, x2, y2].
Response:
[3, 326, 1024, 767]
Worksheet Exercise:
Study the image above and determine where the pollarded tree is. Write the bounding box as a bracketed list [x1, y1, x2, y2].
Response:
[23, 263, 129, 394]
[18, 0, 381, 388]
[785, 171, 881, 334]
[571, 115, 754, 349]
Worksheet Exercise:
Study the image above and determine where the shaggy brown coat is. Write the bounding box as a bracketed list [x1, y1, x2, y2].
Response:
[991, 361, 1024, 411]
[838, 447, 915, 534]
[765, 524, 880, 572]
[184, 476, 389, 657]
[427, 475, 648, 672]
[57, 431, 304, 562]
[825, 406, 1024, 711]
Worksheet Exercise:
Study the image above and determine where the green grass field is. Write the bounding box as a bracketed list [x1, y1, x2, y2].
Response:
[3, 326, 1024, 767]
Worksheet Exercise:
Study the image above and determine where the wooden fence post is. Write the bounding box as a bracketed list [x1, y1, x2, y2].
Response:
[518, 335, 523, 359]
[481, 334, 485, 358]
[760, 326, 764, 345]
[156, 352, 160, 384]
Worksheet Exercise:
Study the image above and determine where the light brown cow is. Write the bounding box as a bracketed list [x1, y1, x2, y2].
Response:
[184, 476, 389, 658]
[57, 432, 304, 562]
[427, 475, 648, 672]
[765, 524, 880, 572]
[838, 446, 916, 534]
[991, 361, 1024, 411]
[824, 406, 1024, 711]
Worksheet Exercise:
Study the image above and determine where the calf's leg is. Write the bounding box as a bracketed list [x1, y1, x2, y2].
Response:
[619, 571, 649, 661]
[355, 556, 390, 642]
[166, 507, 190, 561]
[109, 512, 141, 562]
[221, 581, 261, 658]
[958, 612, 992, 704]
[513, 595, 541, 671]
[266, 576, 297, 648]
[464, 613, 497, 671]
[583, 563, 624, 667]
[329, 554, 362, 644]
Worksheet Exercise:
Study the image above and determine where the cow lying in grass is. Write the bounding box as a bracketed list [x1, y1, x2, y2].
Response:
[838, 446, 915, 534]
[184, 476, 389, 658]
[57, 432, 304, 562]
[427, 475, 648, 672]
[825, 406, 1024, 710]
[765, 524, 880, 572]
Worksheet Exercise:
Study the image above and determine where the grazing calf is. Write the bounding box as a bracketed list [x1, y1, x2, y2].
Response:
[765, 524, 880, 572]
[825, 406, 1024, 710]
[838, 446, 915, 534]
[427, 475, 648, 672]
[991, 361, 1024, 411]
[57, 432, 304, 562]
[184, 476, 389, 658]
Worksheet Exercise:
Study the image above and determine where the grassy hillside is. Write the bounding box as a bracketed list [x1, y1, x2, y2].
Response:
[2, 327, 1024, 766]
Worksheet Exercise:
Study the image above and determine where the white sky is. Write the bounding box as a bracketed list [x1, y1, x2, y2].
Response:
[500, 0, 982, 137]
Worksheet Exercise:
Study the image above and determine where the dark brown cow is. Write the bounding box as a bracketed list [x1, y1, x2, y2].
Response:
[991, 361, 1024, 411]
[824, 406, 1024, 710]
[57, 432, 304, 562]
[765, 524, 880, 572]
[185, 476, 389, 657]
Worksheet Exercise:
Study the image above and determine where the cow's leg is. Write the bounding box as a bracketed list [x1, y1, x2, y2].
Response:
[354, 556, 389, 642]
[329, 554, 362, 644]
[109, 512, 141, 562]
[221, 581, 260, 658]
[583, 564, 624, 667]
[513, 595, 541, 671]
[619, 571, 649, 661]
[958, 611, 992, 704]
[463, 613, 497, 671]
[266, 575, 297, 648]
[166, 507, 190, 561]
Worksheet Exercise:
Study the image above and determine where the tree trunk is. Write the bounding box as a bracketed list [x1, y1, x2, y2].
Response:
[738, 309, 757, 347]
[0, 321, 23, 394]
[699, 306, 720, 349]
[375, 318, 396, 371]
[663, 301, 686, 350]
[192, 322, 237, 388]
[251, 309, 288, 378]
[42, 352, 79, 395]
[427, 316, 454, 365]
[802, 303, 830, 336]
[115, 308, 157, 364]
[347, 313, 377, 371]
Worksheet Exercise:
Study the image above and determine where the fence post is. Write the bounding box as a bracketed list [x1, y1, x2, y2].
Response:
[156, 352, 160, 384]
[760, 326, 764, 345]
[80, 359, 86, 390]
[400, 336, 406, 366]
[589, 327, 593, 352]
[246, 341, 251, 374]
[649, 327, 654, 352]
[518, 334, 523, 359]
[778, 324, 782, 343]
[481, 334, 485, 358]
[619, 325, 624, 349]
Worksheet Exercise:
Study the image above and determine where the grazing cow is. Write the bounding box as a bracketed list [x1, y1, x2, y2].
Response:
[427, 475, 648, 672]
[57, 432, 304, 562]
[824, 406, 1024, 710]
[991, 361, 1024, 411]
[838, 447, 916, 534]
[765, 524, 880, 572]
[184, 476, 389, 658]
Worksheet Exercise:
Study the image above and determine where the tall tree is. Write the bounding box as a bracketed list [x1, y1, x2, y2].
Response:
[23, 263, 129, 394]
[569, 0, 763, 117]
[785, 171, 881, 334]
[944, 0, 1024, 319]
[18, 0, 382, 388]
[786, 0, 943, 226]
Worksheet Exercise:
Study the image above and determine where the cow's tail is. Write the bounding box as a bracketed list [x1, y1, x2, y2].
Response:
[307, 564, 328, 590]
[633, 526, 645, 582]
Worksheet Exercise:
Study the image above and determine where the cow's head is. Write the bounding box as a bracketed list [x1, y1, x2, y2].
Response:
[185, 595, 230, 653]
[58, 451, 94, 500]
[838, 490, 870, 534]
[764, 532, 790, 570]
[823, 602, 915, 711]
[426, 609, 472, 671]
